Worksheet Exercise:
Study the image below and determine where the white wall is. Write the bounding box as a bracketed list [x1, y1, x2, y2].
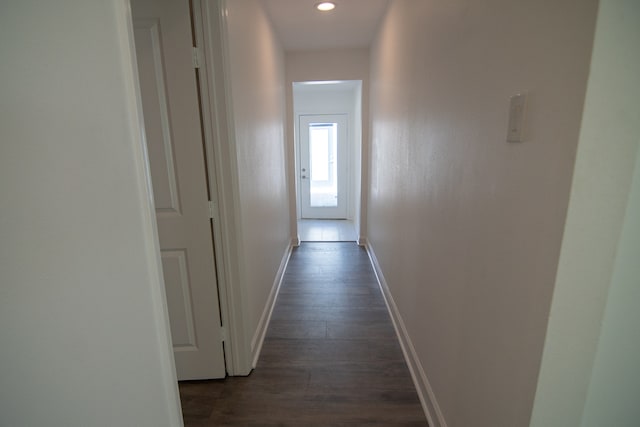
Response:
[223, 0, 291, 360]
[582, 143, 640, 427]
[293, 82, 362, 221]
[285, 49, 370, 241]
[0, 1, 182, 426]
[530, 0, 640, 425]
[367, 0, 598, 425]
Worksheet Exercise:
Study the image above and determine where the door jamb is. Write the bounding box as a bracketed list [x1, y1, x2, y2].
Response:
[191, 0, 252, 376]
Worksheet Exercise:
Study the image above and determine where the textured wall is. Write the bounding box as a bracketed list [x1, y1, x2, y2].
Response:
[367, 0, 598, 425]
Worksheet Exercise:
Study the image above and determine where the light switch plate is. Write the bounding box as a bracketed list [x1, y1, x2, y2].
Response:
[507, 93, 527, 142]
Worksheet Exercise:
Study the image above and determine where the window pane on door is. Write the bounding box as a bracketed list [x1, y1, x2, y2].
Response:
[310, 127, 329, 181]
[309, 123, 338, 207]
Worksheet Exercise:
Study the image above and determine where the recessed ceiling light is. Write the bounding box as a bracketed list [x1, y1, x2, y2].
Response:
[315, 2, 336, 12]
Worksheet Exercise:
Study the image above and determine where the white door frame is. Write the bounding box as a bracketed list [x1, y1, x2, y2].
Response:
[298, 114, 349, 219]
[291, 81, 363, 238]
[192, 0, 253, 376]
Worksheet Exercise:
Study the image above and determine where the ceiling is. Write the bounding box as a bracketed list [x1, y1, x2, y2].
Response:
[262, 0, 389, 51]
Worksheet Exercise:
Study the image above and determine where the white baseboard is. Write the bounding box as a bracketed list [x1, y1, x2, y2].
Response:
[364, 239, 447, 427]
[250, 242, 293, 368]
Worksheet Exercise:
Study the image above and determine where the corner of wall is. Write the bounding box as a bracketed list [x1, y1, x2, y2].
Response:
[530, 0, 640, 424]
[250, 243, 293, 367]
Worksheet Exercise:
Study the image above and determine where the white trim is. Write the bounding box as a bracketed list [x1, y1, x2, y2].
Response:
[364, 239, 447, 427]
[292, 84, 361, 223]
[251, 244, 293, 367]
[196, 0, 252, 375]
[121, 0, 183, 424]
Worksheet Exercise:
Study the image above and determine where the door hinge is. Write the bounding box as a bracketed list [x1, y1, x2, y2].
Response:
[208, 200, 216, 221]
[220, 326, 228, 342]
[192, 46, 202, 69]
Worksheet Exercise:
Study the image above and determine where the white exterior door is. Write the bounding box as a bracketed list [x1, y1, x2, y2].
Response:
[299, 114, 348, 219]
[132, 0, 225, 380]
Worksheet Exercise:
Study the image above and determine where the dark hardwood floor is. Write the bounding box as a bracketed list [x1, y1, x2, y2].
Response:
[179, 242, 428, 426]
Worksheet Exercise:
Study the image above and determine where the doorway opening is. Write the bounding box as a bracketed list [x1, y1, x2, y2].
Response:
[293, 80, 363, 243]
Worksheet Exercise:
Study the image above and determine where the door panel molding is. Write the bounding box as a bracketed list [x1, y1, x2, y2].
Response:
[133, 19, 181, 216]
[160, 249, 197, 350]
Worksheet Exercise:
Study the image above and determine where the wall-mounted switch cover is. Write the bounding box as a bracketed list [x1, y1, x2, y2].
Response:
[507, 93, 527, 142]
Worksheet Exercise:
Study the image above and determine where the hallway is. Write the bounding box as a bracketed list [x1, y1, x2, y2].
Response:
[179, 243, 427, 426]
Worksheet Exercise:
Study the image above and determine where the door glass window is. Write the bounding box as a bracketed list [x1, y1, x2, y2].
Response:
[309, 123, 338, 207]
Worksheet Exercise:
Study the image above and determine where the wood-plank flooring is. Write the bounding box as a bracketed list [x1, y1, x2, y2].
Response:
[179, 242, 428, 426]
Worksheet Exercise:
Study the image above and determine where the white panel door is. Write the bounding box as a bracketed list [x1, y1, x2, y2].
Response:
[299, 114, 349, 219]
[131, 0, 225, 380]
